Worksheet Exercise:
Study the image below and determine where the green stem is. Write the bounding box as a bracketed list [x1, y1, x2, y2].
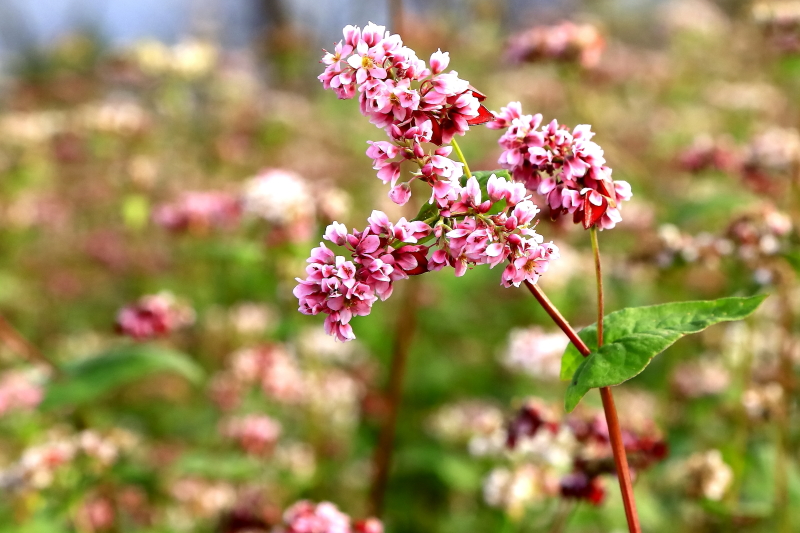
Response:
[451, 138, 472, 179]
[589, 228, 641, 533]
[590, 228, 604, 345]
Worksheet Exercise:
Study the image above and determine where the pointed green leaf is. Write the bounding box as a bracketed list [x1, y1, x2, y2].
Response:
[561, 295, 767, 412]
[42, 343, 204, 410]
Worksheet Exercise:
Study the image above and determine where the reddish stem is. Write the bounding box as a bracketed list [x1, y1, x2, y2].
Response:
[523, 281, 641, 533]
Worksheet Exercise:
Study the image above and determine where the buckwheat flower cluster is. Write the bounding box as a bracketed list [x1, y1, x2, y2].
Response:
[115, 292, 195, 340]
[293, 212, 432, 342]
[294, 174, 559, 341]
[319, 22, 491, 205]
[488, 102, 632, 229]
[280, 500, 381, 533]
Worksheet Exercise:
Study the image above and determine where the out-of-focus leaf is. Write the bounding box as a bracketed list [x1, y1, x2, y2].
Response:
[561, 295, 767, 412]
[782, 251, 800, 273]
[42, 344, 203, 410]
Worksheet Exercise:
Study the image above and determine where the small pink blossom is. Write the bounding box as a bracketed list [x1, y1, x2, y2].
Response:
[282, 500, 352, 533]
[223, 414, 282, 456]
[115, 292, 195, 340]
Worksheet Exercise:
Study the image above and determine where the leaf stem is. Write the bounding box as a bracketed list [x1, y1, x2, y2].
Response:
[450, 138, 472, 179]
[589, 227, 641, 533]
[522, 279, 640, 532]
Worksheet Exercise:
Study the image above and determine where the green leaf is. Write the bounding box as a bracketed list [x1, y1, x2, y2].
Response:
[42, 344, 204, 410]
[459, 169, 512, 188]
[561, 295, 767, 412]
[412, 198, 440, 223]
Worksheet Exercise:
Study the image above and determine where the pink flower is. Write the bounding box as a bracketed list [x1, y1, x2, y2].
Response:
[318, 23, 492, 206]
[0, 370, 43, 416]
[152, 191, 241, 233]
[223, 415, 282, 456]
[492, 103, 631, 229]
[282, 500, 352, 533]
[355, 518, 384, 533]
[429, 49, 450, 75]
[115, 292, 195, 340]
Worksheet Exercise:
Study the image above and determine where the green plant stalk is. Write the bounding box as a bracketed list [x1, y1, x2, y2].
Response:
[590, 227, 641, 533]
[451, 139, 472, 179]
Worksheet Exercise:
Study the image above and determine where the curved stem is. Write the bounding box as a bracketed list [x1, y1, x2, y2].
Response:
[450, 138, 472, 179]
[589, 228, 641, 533]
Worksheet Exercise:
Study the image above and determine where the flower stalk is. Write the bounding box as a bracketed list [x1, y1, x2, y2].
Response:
[590, 228, 641, 533]
[523, 279, 641, 533]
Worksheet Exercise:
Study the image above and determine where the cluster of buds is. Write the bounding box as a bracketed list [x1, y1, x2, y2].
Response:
[488, 102, 631, 229]
[280, 500, 382, 533]
[115, 291, 195, 340]
[505, 21, 605, 69]
[153, 191, 241, 234]
[319, 22, 491, 205]
[221, 414, 282, 456]
[294, 174, 559, 341]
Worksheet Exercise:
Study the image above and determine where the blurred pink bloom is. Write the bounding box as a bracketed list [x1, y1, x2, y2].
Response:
[506, 21, 605, 69]
[115, 292, 195, 340]
[222, 414, 282, 456]
[282, 500, 352, 533]
[153, 191, 241, 233]
[0, 371, 43, 416]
